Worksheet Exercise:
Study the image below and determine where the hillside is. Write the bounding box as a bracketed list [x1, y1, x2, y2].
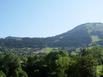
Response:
[1, 23, 103, 48]
[45, 23, 103, 48]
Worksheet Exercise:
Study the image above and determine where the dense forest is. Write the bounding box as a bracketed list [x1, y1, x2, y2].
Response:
[0, 46, 103, 77]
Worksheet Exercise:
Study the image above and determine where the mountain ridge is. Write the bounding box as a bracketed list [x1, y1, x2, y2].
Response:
[1, 22, 103, 48]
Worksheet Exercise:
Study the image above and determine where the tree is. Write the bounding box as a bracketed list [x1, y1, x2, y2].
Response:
[77, 55, 97, 77]
[46, 51, 71, 77]
[67, 48, 98, 77]
[2, 53, 21, 77]
[0, 70, 6, 77]
[15, 68, 28, 77]
[25, 54, 48, 77]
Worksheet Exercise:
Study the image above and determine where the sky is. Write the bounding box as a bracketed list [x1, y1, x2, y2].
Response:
[0, 0, 103, 37]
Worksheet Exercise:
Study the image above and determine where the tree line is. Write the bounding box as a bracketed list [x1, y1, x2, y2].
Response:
[0, 46, 103, 77]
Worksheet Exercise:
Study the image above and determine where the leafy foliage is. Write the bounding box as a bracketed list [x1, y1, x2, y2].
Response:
[0, 46, 102, 77]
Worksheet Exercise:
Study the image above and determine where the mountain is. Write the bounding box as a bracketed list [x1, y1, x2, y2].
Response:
[45, 23, 103, 48]
[1, 23, 103, 48]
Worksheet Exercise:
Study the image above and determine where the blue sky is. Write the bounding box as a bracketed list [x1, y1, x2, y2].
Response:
[0, 0, 103, 37]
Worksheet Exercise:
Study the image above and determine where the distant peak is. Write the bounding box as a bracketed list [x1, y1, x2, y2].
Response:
[82, 22, 103, 25]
